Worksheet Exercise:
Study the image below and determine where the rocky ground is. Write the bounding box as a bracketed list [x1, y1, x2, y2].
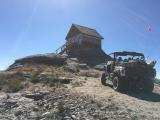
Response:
[70, 77, 160, 120]
[1, 77, 160, 120]
[0, 53, 160, 120]
[0, 85, 129, 120]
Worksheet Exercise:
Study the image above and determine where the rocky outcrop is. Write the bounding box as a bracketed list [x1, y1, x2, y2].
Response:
[6, 52, 109, 72]
[8, 53, 67, 70]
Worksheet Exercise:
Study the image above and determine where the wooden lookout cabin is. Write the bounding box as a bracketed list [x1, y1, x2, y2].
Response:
[56, 24, 111, 65]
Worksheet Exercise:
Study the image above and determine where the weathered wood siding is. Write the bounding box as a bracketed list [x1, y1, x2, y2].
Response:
[66, 34, 101, 49]
[82, 34, 101, 48]
[66, 33, 102, 58]
[66, 33, 83, 45]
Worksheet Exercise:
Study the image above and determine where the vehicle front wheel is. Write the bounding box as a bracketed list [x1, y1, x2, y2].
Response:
[101, 73, 107, 85]
[113, 76, 124, 91]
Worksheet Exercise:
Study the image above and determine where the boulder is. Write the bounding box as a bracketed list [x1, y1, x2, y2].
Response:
[79, 70, 88, 76]
[79, 70, 100, 78]
[23, 93, 46, 101]
[94, 63, 106, 71]
[78, 64, 89, 70]
[0, 92, 9, 100]
[66, 58, 79, 64]
[64, 64, 79, 73]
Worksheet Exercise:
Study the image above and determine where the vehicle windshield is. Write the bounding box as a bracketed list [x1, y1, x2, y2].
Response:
[115, 55, 145, 62]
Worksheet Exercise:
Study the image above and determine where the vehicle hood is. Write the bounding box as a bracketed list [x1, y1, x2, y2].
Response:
[122, 60, 147, 67]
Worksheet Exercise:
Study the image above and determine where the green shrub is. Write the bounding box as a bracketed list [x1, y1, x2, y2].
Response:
[7, 79, 23, 92]
[0, 73, 24, 92]
[0, 79, 6, 90]
[0, 79, 7, 86]
[42, 76, 61, 87]
[58, 102, 65, 113]
[31, 72, 40, 83]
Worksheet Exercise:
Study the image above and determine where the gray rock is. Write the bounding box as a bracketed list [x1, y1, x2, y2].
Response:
[29, 111, 39, 119]
[64, 116, 72, 120]
[94, 63, 106, 71]
[79, 70, 87, 76]
[32, 106, 39, 112]
[66, 58, 79, 64]
[79, 64, 89, 69]
[65, 65, 79, 73]
[0, 92, 9, 100]
[54, 102, 59, 106]
[42, 111, 50, 117]
[39, 91, 50, 95]
[14, 110, 22, 116]
[92, 112, 99, 118]
[24, 93, 45, 101]
[71, 115, 76, 119]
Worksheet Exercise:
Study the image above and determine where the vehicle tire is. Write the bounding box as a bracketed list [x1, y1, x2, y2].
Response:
[143, 79, 154, 93]
[113, 76, 124, 91]
[101, 73, 107, 85]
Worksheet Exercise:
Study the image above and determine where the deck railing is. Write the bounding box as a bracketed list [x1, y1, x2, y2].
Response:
[55, 42, 75, 55]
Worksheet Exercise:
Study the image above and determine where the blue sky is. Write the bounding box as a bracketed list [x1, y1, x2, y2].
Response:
[0, 0, 160, 78]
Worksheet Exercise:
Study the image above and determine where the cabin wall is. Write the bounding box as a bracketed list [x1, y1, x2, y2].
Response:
[66, 33, 83, 45]
[82, 35, 101, 49]
[66, 34, 101, 49]
[66, 34, 102, 58]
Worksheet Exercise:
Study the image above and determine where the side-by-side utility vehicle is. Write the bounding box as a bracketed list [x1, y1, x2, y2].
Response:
[101, 51, 156, 92]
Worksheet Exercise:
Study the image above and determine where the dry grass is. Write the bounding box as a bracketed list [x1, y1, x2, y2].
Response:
[71, 80, 86, 87]
[0, 72, 24, 92]
[0, 64, 77, 92]
[7, 79, 23, 92]
[30, 66, 73, 87]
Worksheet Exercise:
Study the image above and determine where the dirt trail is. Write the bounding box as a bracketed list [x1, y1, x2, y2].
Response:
[69, 77, 160, 120]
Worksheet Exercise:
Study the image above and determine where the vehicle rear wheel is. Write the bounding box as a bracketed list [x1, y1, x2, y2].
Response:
[143, 79, 154, 93]
[113, 76, 124, 91]
[101, 73, 107, 85]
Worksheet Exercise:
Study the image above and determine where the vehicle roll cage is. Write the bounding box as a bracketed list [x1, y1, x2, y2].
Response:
[109, 51, 145, 60]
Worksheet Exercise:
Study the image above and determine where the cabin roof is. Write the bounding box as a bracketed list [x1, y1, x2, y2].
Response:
[65, 24, 104, 40]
